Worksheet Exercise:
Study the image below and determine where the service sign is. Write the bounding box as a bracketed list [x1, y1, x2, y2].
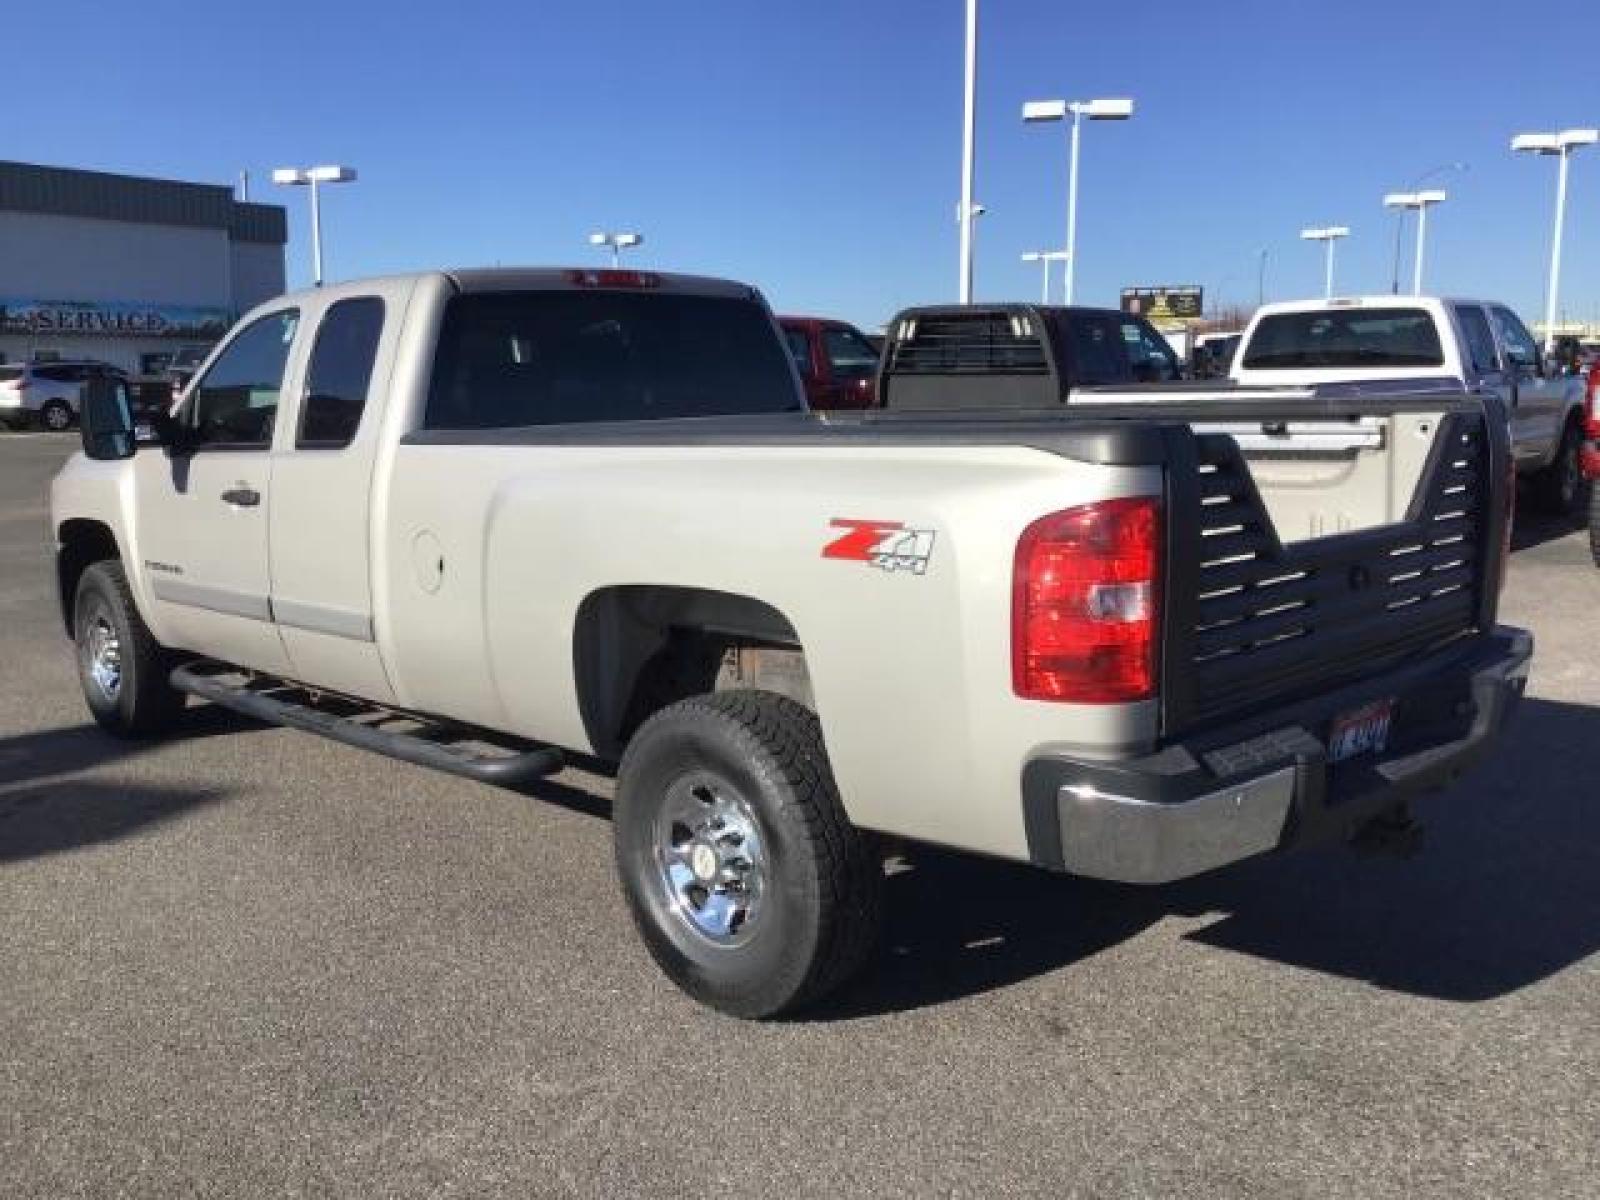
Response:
[0, 298, 232, 340]
[1120, 286, 1204, 323]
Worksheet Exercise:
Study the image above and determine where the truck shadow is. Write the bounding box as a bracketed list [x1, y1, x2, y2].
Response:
[817, 695, 1600, 1020]
[0, 711, 251, 865]
[0, 706, 258, 792]
[0, 780, 227, 865]
[1509, 503, 1584, 553]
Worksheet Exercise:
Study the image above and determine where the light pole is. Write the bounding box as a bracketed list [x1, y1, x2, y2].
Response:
[588, 231, 643, 268]
[1300, 226, 1350, 299]
[271, 165, 357, 288]
[1257, 247, 1268, 307]
[1020, 250, 1069, 303]
[1022, 95, 1134, 304]
[957, 0, 978, 304]
[1383, 190, 1447, 295]
[1386, 164, 1465, 294]
[1512, 128, 1599, 353]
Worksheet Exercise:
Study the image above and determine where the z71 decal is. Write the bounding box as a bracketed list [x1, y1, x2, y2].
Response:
[822, 519, 936, 575]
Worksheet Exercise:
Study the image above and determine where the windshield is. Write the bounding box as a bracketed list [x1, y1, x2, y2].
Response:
[1242, 308, 1444, 369]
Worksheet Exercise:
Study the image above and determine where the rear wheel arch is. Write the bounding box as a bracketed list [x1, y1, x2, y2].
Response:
[571, 585, 814, 759]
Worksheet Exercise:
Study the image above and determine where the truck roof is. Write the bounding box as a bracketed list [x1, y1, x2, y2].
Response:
[260, 268, 765, 309]
[1251, 295, 1486, 316]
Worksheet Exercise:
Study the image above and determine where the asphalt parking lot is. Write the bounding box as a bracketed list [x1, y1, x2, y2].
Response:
[2, 431, 1597, 1198]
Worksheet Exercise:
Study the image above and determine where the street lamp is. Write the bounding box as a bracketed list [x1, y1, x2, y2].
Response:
[1382, 190, 1447, 295]
[271, 165, 357, 288]
[1386, 163, 1466, 294]
[1300, 226, 1350, 299]
[588, 231, 643, 268]
[1020, 250, 1069, 303]
[1022, 95, 1134, 304]
[1512, 128, 1599, 353]
[957, 0, 979, 304]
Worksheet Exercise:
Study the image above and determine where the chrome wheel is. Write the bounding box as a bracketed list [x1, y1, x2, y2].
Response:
[42, 402, 71, 431]
[653, 772, 766, 946]
[82, 609, 122, 701]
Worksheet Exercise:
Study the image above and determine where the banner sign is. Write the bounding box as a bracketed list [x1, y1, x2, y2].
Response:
[0, 298, 232, 340]
[1120, 286, 1204, 323]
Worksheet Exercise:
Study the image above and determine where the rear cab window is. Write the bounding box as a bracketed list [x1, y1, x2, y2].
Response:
[1242, 308, 1444, 369]
[424, 290, 801, 429]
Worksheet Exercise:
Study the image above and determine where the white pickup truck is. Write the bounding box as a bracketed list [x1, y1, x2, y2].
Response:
[1230, 296, 1590, 515]
[52, 269, 1532, 1017]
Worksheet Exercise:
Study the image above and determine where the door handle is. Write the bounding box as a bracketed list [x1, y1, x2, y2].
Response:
[221, 486, 261, 508]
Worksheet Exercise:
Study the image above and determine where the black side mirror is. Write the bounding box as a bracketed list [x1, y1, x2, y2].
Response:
[80, 377, 136, 461]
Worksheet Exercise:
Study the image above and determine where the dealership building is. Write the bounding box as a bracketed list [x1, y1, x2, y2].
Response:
[0, 160, 287, 375]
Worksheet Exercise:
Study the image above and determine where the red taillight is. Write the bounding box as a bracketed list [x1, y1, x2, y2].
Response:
[1584, 363, 1600, 440]
[1012, 497, 1162, 704]
[566, 269, 661, 289]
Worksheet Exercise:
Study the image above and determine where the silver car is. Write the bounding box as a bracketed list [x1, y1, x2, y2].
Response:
[0, 361, 127, 431]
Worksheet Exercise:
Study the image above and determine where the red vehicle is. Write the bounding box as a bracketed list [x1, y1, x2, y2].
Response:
[777, 316, 880, 409]
[1583, 362, 1600, 565]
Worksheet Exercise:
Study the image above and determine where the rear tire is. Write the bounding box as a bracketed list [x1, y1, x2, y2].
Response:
[74, 561, 185, 737]
[613, 690, 883, 1019]
[39, 399, 74, 432]
[1532, 417, 1586, 517]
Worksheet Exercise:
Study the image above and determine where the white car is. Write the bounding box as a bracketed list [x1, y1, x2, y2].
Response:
[1231, 296, 1589, 514]
[0, 361, 127, 432]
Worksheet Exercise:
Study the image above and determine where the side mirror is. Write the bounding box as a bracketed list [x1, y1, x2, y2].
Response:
[80, 377, 136, 461]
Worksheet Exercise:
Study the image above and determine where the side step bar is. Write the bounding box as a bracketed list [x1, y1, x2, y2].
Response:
[170, 665, 565, 786]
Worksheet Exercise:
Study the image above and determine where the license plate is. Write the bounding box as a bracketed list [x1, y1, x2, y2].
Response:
[1328, 699, 1395, 764]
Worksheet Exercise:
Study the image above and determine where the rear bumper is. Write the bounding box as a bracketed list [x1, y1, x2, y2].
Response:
[1022, 626, 1533, 884]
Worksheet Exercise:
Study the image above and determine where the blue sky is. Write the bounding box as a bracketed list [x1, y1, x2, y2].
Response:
[11, 0, 1600, 329]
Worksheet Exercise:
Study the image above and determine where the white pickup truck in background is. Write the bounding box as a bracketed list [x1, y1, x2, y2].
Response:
[1231, 297, 1589, 515]
[51, 269, 1532, 1018]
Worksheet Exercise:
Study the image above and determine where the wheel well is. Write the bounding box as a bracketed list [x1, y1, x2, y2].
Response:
[572, 585, 812, 759]
[56, 519, 121, 635]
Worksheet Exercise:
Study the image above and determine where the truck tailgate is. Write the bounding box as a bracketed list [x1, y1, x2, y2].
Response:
[1145, 396, 1509, 735]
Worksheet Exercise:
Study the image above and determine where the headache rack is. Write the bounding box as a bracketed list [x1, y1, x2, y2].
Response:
[880, 308, 1059, 410]
[1161, 408, 1498, 733]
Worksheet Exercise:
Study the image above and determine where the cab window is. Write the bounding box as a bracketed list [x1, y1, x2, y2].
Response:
[1455, 305, 1500, 375]
[783, 328, 813, 375]
[1489, 307, 1540, 372]
[184, 310, 299, 447]
[1119, 319, 1177, 381]
[1068, 315, 1130, 385]
[298, 297, 384, 448]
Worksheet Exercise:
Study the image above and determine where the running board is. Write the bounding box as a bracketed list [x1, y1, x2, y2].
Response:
[170, 665, 566, 786]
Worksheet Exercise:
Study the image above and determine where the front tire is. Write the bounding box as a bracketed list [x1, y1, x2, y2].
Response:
[613, 690, 883, 1019]
[1532, 417, 1586, 516]
[74, 561, 185, 737]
